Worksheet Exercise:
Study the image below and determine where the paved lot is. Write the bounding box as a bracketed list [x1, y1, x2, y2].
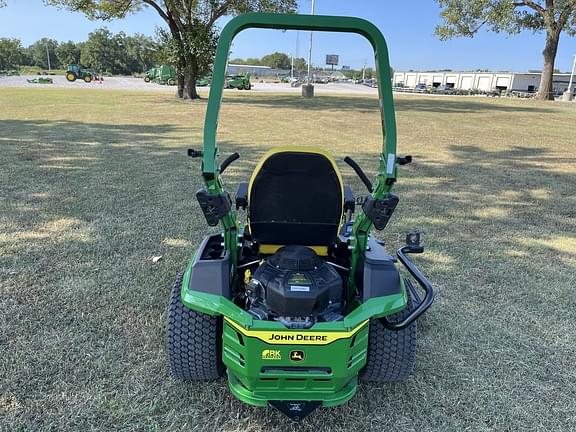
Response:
[0, 74, 378, 95]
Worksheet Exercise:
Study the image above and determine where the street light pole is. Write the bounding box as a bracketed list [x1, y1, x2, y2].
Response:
[568, 54, 576, 93]
[46, 44, 51, 71]
[563, 54, 576, 101]
[306, 0, 315, 85]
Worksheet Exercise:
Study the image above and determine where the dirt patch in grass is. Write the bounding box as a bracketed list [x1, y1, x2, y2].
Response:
[1, 89, 575, 431]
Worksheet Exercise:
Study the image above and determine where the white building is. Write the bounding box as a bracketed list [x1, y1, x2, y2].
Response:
[393, 71, 573, 95]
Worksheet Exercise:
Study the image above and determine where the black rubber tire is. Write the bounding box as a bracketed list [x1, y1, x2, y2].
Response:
[144, 76, 151, 83]
[360, 283, 417, 382]
[166, 273, 225, 380]
[83, 75, 92, 83]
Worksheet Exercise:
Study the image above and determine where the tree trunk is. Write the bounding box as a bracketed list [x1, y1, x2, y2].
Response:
[177, 72, 184, 99]
[183, 69, 200, 100]
[536, 30, 560, 101]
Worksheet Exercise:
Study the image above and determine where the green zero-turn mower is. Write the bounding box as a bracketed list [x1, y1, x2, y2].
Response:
[166, 13, 435, 420]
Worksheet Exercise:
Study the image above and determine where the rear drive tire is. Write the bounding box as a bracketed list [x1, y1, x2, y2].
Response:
[360, 281, 417, 382]
[66, 72, 76, 82]
[166, 273, 225, 380]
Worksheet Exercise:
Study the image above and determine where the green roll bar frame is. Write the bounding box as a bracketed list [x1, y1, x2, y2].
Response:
[201, 12, 399, 301]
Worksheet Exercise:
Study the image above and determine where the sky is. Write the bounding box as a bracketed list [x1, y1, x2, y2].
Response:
[0, 0, 575, 72]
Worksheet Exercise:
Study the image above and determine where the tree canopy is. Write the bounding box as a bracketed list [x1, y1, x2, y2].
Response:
[45, 0, 297, 99]
[0, 30, 158, 74]
[435, 0, 576, 99]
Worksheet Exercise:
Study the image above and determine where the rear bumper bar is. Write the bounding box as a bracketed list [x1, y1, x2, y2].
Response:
[381, 246, 435, 331]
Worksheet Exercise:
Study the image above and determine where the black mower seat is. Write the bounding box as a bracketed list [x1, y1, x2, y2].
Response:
[248, 148, 344, 253]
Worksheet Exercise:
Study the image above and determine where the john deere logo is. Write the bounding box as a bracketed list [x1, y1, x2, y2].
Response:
[261, 349, 281, 360]
[290, 350, 305, 362]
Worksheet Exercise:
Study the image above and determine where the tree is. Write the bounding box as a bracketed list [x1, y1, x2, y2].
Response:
[0, 38, 25, 69]
[124, 33, 158, 73]
[56, 40, 81, 66]
[261, 51, 291, 69]
[80, 28, 123, 73]
[27, 38, 60, 69]
[46, 0, 297, 99]
[435, 0, 576, 100]
[292, 57, 307, 72]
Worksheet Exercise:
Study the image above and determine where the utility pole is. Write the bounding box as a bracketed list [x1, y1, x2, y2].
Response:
[563, 54, 576, 101]
[302, 0, 315, 97]
[306, 0, 315, 85]
[46, 44, 51, 71]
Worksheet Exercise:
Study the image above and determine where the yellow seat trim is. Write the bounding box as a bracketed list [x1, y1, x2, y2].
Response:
[259, 244, 329, 256]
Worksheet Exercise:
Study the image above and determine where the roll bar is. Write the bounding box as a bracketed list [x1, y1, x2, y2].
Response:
[202, 13, 398, 184]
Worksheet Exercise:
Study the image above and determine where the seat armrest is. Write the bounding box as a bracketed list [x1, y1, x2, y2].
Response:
[344, 185, 355, 212]
[236, 183, 249, 210]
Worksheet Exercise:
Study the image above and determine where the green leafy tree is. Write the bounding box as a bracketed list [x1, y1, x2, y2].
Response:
[28, 38, 60, 69]
[46, 0, 297, 99]
[56, 40, 81, 66]
[0, 38, 25, 69]
[260, 51, 291, 69]
[80, 28, 122, 73]
[292, 57, 307, 72]
[124, 33, 159, 73]
[435, 0, 576, 100]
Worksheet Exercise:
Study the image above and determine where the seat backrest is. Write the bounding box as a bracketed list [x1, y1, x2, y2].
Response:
[248, 148, 344, 249]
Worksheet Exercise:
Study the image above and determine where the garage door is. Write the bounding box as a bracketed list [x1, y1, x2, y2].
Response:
[405, 74, 417, 87]
[433, 75, 443, 84]
[445, 75, 457, 84]
[496, 77, 510, 89]
[477, 76, 491, 91]
[460, 76, 473, 90]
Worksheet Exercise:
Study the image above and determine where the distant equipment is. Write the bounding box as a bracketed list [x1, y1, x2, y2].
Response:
[325, 54, 339, 66]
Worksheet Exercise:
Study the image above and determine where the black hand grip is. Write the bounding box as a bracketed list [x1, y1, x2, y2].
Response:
[220, 152, 240, 173]
[187, 148, 203, 158]
[344, 156, 373, 192]
[398, 155, 412, 165]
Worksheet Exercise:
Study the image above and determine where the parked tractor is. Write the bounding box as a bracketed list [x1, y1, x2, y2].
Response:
[65, 64, 95, 83]
[144, 67, 157, 83]
[226, 73, 251, 90]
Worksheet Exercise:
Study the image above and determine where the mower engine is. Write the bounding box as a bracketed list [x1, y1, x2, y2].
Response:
[244, 246, 343, 328]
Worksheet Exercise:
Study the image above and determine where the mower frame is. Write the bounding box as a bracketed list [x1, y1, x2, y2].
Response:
[173, 12, 435, 418]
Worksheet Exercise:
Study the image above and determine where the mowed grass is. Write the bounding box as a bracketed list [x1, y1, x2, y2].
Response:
[0, 88, 575, 432]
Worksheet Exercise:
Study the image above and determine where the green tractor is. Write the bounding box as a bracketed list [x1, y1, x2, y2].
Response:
[143, 67, 158, 83]
[166, 13, 434, 420]
[226, 73, 252, 90]
[65, 64, 94, 83]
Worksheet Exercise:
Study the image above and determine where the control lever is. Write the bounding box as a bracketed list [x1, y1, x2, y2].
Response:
[343, 156, 373, 192]
[220, 152, 240, 174]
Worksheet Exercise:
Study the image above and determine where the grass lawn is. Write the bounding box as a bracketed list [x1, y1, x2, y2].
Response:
[1, 88, 575, 432]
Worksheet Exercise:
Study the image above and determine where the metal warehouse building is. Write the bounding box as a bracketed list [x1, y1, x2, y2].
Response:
[393, 71, 572, 94]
